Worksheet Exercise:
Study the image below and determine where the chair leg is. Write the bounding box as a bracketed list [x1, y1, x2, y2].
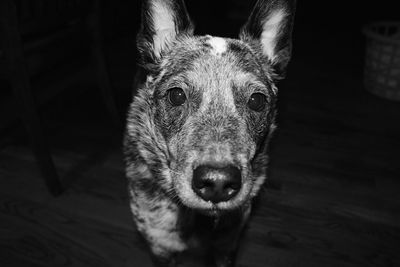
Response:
[11, 74, 63, 196]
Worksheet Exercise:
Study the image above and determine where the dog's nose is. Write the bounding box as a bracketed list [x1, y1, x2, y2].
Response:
[192, 165, 242, 203]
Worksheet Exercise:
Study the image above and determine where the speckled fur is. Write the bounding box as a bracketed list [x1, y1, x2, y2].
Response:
[124, 0, 296, 266]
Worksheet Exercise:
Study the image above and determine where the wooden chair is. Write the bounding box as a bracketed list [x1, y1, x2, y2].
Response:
[0, 0, 120, 196]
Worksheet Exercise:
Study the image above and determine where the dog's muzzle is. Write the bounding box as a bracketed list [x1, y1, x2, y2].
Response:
[191, 165, 242, 203]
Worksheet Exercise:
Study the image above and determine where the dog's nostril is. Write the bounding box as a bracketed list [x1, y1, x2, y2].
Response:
[225, 180, 241, 190]
[192, 165, 242, 203]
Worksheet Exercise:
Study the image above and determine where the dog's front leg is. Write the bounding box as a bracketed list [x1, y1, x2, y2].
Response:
[129, 186, 187, 267]
[213, 205, 252, 267]
[147, 226, 183, 267]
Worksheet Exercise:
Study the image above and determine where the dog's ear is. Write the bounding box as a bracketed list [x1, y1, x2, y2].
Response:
[240, 0, 296, 78]
[137, 0, 194, 66]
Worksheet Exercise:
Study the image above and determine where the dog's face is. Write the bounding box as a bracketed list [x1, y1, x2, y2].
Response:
[126, 0, 295, 214]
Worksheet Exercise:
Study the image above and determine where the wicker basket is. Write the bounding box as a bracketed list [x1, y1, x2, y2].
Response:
[363, 22, 400, 101]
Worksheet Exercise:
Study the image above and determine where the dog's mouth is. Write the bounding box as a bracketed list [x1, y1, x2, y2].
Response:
[194, 206, 220, 216]
[177, 190, 251, 215]
[193, 203, 245, 217]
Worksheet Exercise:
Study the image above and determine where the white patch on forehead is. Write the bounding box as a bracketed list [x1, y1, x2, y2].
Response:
[146, 75, 154, 83]
[260, 9, 286, 60]
[207, 36, 227, 56]
[151, 1, 175, 57]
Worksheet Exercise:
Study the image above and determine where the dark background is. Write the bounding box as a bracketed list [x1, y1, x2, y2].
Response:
[2, 0, 400, 118]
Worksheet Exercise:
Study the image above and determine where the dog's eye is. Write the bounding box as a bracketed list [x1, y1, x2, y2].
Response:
[167, 87, 186, 106]
[248, 93, 267, 111]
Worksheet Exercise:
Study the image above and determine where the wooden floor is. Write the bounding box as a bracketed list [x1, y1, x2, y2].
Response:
[1, 36, 400, 267]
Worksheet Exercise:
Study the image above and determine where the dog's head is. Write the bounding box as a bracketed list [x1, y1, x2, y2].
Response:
[126, 0, 296, 214]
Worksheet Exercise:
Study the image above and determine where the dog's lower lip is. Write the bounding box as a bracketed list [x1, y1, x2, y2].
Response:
[202, 210, 220, 217]
[194, 206, 220, 216]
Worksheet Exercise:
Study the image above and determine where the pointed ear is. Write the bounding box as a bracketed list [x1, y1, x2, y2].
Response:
[137, 0, 194, 66]
[240, 0, 296, 78]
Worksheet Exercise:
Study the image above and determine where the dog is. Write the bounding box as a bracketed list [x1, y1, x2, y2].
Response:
[124, 0, 296, 266]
